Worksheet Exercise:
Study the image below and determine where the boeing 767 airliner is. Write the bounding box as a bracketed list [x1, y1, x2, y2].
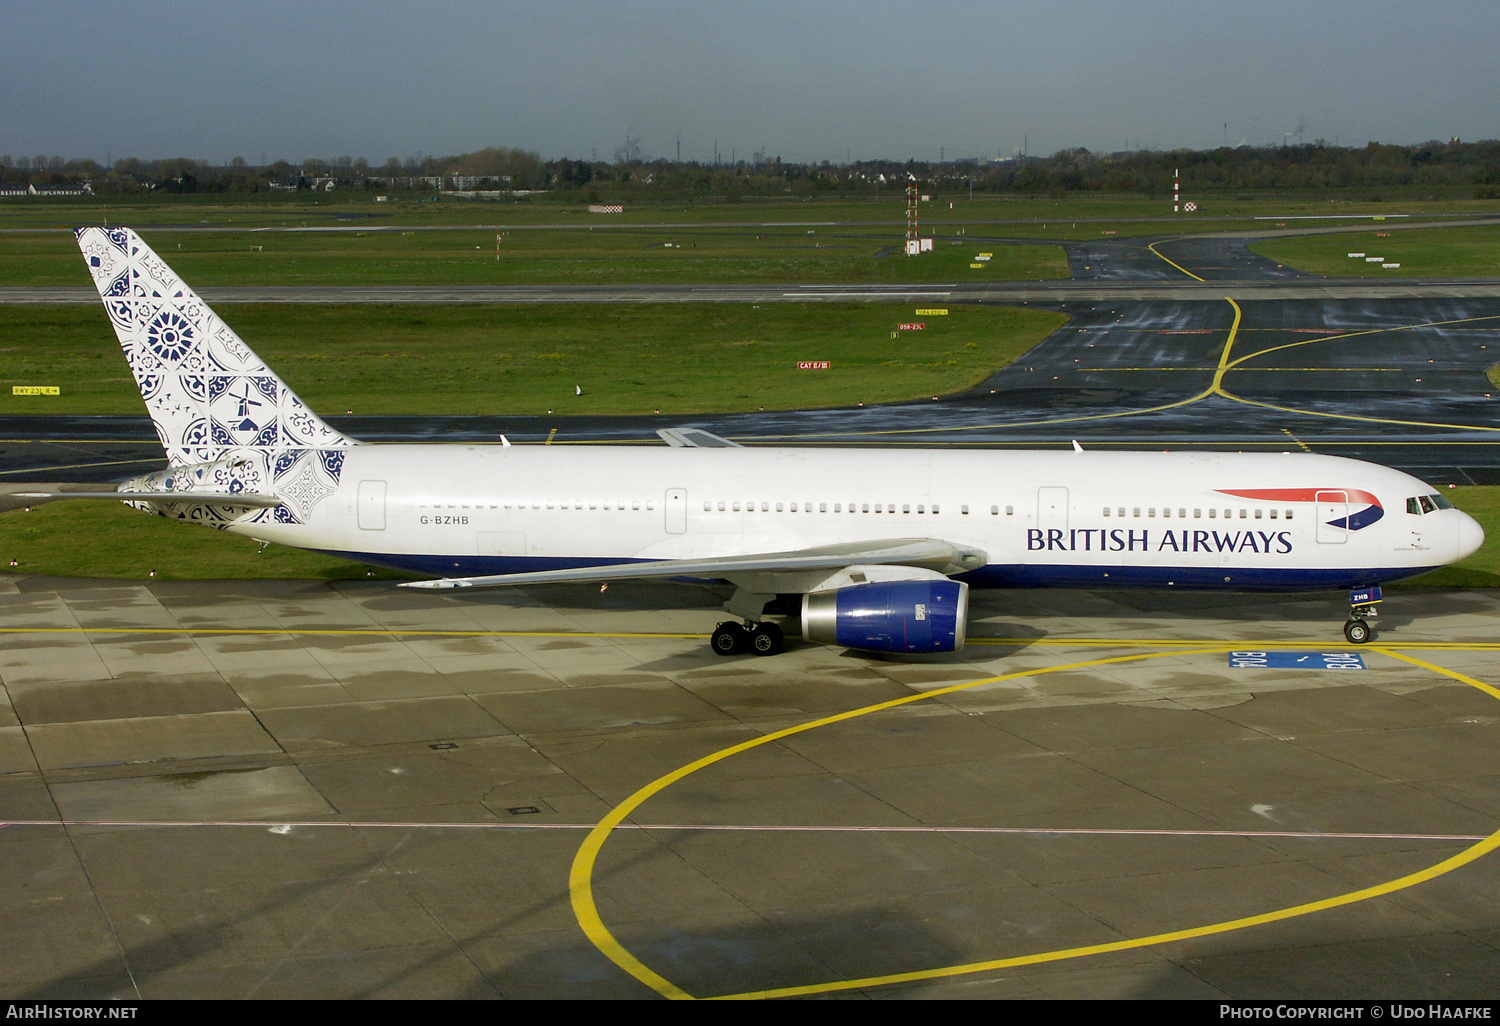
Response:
[18, 227, 1481, 656]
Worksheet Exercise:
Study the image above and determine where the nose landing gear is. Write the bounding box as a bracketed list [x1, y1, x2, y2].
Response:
[1343, 585, 1382, 645]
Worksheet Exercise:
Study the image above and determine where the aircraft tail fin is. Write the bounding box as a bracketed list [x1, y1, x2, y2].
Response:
[75, 227, 355, 527]
[75, 227, 356, 466]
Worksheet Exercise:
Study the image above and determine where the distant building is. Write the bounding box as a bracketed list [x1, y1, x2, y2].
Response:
[0, 181, 93, 197]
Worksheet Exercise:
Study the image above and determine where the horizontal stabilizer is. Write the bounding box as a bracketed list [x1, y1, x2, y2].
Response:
[656, 427, 743, 448]
[0, 484, 281, 513]
[400, 538, 980, 590]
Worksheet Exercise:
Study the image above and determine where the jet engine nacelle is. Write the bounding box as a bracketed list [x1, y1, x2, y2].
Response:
[801, 579, 969, 654]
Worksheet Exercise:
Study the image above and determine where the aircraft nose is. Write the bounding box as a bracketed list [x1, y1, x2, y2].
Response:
[1457, 510, 1485, 561]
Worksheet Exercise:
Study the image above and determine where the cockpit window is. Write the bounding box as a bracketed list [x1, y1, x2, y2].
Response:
[1409, 493, 1455, 515]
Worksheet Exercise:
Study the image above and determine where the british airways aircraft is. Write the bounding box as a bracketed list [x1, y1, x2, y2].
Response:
[33, 227, 1483, 655]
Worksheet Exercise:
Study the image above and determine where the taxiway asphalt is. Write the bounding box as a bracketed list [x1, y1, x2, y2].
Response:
[4, 576, 1500, 999]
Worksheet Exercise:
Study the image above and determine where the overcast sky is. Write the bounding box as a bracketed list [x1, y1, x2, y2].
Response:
[5, 1, 1497, 166]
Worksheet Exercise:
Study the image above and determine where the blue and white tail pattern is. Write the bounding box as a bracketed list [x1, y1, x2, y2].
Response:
[76, 227, 356, 526]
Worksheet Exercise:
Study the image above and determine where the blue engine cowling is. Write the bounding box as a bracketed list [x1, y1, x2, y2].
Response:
[801, 579, 969, 654]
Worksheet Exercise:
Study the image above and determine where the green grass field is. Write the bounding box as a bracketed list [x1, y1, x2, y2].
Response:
[3, 193, 1494, 291]
[0, 222, 1071, 286]
[1250, 225, 1500, 277]
[0, 302, 1067, 416]
[4, 189, 1493, 231]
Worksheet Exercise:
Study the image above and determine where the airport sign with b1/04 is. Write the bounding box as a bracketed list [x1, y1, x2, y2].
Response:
[1229, 651, 1367, 670]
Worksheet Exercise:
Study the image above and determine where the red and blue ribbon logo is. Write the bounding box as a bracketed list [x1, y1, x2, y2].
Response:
[1216, 488, 1384, 531]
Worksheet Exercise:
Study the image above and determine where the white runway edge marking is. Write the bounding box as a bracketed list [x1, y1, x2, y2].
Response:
[785, 289, 954, 297]
[781, 294, 955, 299]
[0, 820, 1482, 842]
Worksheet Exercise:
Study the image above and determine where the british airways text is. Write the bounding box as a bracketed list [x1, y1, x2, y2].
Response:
[1027, 528, 1294, 554]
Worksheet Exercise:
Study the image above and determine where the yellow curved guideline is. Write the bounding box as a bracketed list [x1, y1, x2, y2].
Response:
[1209, 297, 1243, 395]
[1147, 240, 1207, 282]
[569, 645, 1500, 999]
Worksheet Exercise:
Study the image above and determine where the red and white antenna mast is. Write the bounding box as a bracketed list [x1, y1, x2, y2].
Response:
[906, 179, 918, 246]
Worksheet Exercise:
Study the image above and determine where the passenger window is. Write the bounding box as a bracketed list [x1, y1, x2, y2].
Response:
[1208, 509, 1216, 518]
[1103, 507, 1111, 516]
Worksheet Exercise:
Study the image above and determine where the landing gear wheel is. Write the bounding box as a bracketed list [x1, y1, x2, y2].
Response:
[711, 622, 749, 656]
[1344, 619, 1371, 645]
[750, 622, 784, 656]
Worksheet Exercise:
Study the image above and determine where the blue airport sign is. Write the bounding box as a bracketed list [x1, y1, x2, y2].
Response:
[1229, 651, 1366, 670]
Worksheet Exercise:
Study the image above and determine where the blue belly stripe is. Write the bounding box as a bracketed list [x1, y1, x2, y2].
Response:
[322, 550, 1443, 593]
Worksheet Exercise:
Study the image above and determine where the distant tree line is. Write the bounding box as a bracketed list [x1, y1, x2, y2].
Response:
[3, 139, 1497, 200]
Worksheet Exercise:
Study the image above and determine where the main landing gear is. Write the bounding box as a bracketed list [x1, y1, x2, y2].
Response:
[711, 620, 784, 656]
[1343, 586, 1382, 645]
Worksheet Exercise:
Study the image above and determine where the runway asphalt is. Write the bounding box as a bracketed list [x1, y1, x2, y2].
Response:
[4, 232, 1500, 999]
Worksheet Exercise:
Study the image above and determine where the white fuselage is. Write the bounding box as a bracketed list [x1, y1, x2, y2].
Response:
[220, 445, 1479, 592]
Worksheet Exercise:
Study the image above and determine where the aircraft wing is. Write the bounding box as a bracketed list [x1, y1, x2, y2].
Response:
[656, 427, 743, 448]
[399, 538, 983, 590]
